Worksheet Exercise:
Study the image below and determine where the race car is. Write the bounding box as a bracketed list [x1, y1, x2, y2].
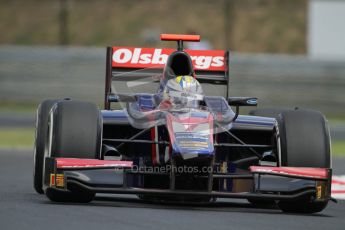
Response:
[33, 34, 333, 213]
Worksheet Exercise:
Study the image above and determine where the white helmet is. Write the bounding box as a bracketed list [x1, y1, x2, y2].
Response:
[162, 75, 203, 108]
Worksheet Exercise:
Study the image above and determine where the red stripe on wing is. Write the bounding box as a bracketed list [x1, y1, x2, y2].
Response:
[56, 158, 133, 169]
[250, 166, 328, 179]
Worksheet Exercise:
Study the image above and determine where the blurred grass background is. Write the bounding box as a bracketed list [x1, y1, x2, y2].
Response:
[0, 0, 307, 53]
[0, 128, 34, 148]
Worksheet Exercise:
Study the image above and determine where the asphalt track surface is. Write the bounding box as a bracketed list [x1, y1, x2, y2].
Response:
[1, 149, 345, 230]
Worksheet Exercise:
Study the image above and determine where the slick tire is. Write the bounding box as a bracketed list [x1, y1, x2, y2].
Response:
[45, 100, 102, 203]
[45, 186, 95, 203]
[277, 109, 331, 213]
[33, 99, 60, 194]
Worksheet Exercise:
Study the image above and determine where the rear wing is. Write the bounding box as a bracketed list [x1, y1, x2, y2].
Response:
[104, 47, 230, 109]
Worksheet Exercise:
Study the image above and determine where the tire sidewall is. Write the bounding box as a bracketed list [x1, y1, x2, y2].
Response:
[33, 99, 60, 194]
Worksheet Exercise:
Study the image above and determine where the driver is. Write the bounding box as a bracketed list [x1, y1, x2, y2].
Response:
[158, 75, 203, 110]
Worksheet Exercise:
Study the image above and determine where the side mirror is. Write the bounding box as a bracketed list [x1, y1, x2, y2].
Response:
[228, 97, 258, 106]
[227, 97, 258, 121]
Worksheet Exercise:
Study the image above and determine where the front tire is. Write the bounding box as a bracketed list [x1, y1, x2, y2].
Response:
[277, 109, 331, 213]
[46, 185, 95, 203]
[45, 100, 102, 203]
[278, 198, 328, 214]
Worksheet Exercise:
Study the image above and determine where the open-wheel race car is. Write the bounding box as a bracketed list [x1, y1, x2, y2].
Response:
[33, 34, 333, 213]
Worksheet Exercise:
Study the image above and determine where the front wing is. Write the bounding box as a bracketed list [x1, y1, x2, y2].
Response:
[44, 157, 332, 202]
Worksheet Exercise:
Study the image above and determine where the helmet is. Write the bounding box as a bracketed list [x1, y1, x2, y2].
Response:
[162, 75, 203, 108]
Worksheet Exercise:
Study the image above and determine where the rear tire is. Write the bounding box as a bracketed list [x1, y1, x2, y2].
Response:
[33, 99, 60, 194]
[45, 100, 102, 203]
[277, 109, 331, 213]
